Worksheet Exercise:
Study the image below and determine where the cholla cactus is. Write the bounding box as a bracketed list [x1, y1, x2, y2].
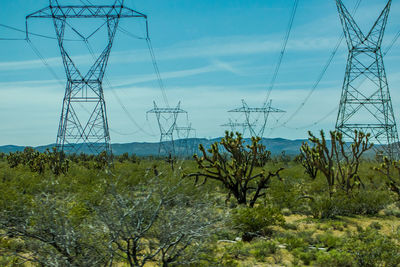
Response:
[47, 148, 69, 176]
[5, 147, 70, 175]
[188, 131, 283, 207]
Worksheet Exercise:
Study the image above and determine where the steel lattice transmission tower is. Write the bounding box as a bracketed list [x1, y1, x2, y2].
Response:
[147, 101, 187, 156]
[229, 100, 285, 138]
[335, 0, 399, 158]
[26, 0, 147, 155]
[175, 124, 196, 156]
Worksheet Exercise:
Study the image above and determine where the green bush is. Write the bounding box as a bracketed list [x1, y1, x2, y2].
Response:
[231, 205, 285, 241]
[344, 228, 400, 267]
[309, 190, 391, 219]
[284, 236, 308, 251]
[225, 242, 251, 259]
[316, 232, 342, 249]
[292, 248, 316, 266]
[249, 240, 277, 261]
[268, 176, 309, 214]
[316, 249, 355, 267]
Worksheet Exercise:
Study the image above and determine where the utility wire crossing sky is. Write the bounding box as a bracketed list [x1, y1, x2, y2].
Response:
[0, 0, 399, 146]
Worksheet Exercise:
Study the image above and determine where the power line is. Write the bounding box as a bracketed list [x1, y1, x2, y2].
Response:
[84, 41, 156, 137]
[78, 0, 160, 137]
[284, 105, 338, 130]
[277, 26, 400, 131]
[271, 0, 362, 129]
[0, 23, 78, 41]
[146, 37, 170, 108]
[264, 0, 299, 104]
[26, 39, 65, 87]
[27, 35, 153, 138]
[0, 38, 26, 41]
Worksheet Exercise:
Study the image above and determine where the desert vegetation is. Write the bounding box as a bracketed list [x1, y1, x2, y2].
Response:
[1, 131, 400, 266]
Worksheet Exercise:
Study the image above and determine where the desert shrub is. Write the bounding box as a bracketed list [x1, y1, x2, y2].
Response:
[249, 240, 277, 261]
[117, 152, 129, 163]
[283, 222, 298, 230]
[225, 242, 252, 259]
[5, 148, 69, 175]
[281, 235, 309, 251]
[382, 203, 400, 217]
[95, 180, 219, 267]
[309, 189, 390, 219]
[343, 228, 400, 267]
[316, 249, 355, 267]
[0, 194, 109, 266]
[292, 248, 317, 266]
[267, 176, 309, 214]
[374, 157, 400, 200]
[368, 221, 382, 230]
[94, 151, 110, 170]
[316, 232, 343, 249]
[6, 151, 22, 168]
[231, 205, 284, 241]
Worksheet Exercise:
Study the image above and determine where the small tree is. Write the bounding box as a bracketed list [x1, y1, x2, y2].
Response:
[0, 195, 108, 266]
[297, 142, 319, 179]
[301, 130, 372, 197]
[187, 131, 283, 207]
[95, 182, 218, 267]
[374, 157, 400, 200]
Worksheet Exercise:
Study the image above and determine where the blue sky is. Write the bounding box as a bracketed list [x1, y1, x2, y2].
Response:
[0, 0, 400, 145]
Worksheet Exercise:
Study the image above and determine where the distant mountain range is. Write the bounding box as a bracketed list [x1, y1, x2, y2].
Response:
[0, 137, 309, 156]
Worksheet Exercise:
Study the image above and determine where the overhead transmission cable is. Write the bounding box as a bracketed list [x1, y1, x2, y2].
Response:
[146, 37, 170, 108]
[74, 0, 158, 136]
[0, 23, 78, 41]
[270, 0, 362, 129]
[84, 39, 156, 137]
[26, 40, 65, 87]
[281, 25, 400, 131]
[81, 0, 172, 110]
[264, 0, 299, 105]
[79, 0, 166, 135]
[20, 11, 152, 137]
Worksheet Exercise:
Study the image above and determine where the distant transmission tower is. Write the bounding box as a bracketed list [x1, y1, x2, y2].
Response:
[229, 100, 285, 138]
[175, 124, 196, 156]
[147, 101, 187, 156]
[221, 119, 253, 136]
[26, 0, 147, 155]
[335, 0, 399, 158]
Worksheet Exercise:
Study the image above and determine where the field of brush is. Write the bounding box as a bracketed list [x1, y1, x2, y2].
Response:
[1, 139, 400, 266]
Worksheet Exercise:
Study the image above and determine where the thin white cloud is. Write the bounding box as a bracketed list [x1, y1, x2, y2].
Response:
[0, 35, 343, 71]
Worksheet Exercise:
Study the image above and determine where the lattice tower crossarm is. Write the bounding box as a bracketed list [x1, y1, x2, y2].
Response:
[26, 0, 147, 156]
[335, 0, 399, 159]
[229, 100, 285, 138]
[147, 101, 187, 156]
[221, 119, 255, 136]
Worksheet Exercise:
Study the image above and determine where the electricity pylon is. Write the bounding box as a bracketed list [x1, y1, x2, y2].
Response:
[26, 0, 147, 155]
[221, 119, 253, 137]
[229, 100, 285, 138]
[175, 124, 196, 156]
[335, 0, 399, 158]
[147, 101, 187, 156]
